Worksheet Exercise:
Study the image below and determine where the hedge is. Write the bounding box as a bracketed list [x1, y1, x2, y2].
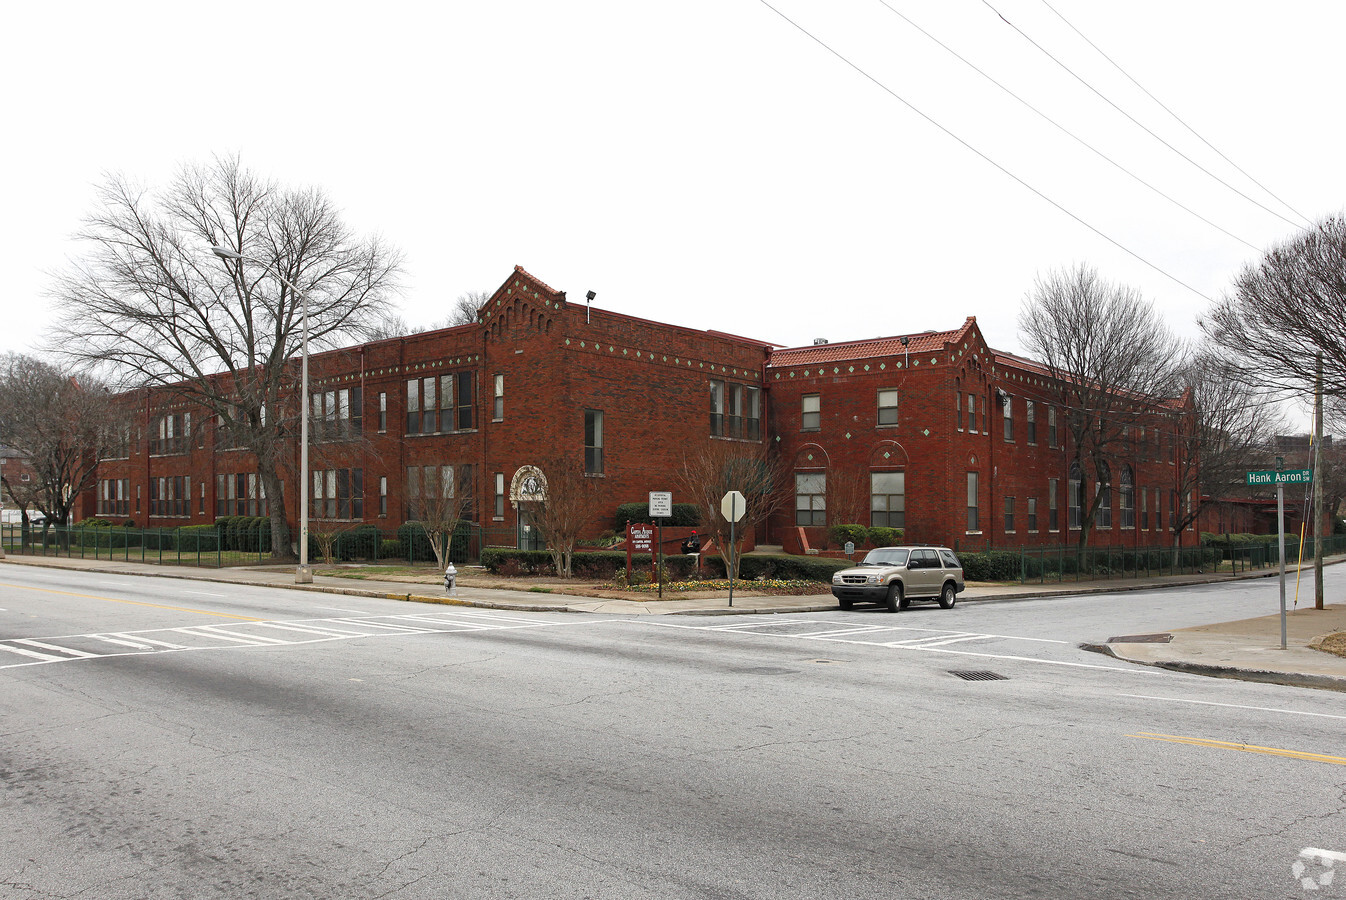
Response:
[827, 524, 868, 549]
[615, 502, 701, 529]
[697, 553, 851, 582]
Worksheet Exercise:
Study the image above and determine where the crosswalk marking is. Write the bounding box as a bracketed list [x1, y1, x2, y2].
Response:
[14, 639, 99, 658]
[0, 610, 600, 670]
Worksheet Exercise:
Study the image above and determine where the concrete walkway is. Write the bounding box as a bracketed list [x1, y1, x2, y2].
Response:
[3, 552, 1344, 691]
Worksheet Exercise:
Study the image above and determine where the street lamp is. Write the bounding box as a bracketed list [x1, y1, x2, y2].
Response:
[211, 245, 313, 584]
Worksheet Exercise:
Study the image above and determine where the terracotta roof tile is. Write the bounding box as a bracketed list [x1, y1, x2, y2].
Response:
[768, 319, 974, 368]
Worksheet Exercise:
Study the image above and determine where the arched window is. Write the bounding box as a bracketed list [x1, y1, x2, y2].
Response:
[1120, 466, 1135, 529]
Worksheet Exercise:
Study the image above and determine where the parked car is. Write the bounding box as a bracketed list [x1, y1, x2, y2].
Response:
[830, 546, 965, 611]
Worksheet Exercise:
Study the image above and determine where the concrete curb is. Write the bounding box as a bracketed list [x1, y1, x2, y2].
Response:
[1081, 641, 1346, 693]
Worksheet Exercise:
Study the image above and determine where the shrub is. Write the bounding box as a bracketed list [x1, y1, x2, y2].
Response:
[827, 524, 868, 549]
[335, 524, 383, 561]
[698, 553, 850, 582]
[178, 524, 221, 553]
[379, 539, 404, 559]
[615, 502, 700, 529]
[397, 521, 438, 562]
[865, 526, 903, 547]
[481, 548, 556, 576]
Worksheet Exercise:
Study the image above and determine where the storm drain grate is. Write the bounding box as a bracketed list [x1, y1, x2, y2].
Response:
[949, 670, 1009, 682]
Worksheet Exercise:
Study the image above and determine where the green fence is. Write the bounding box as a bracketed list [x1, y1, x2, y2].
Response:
[962, 534, 1346, 584]
[0, 521, 490, 569]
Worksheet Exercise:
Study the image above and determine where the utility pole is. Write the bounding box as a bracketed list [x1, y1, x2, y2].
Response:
[1314, 353, 1324, 610]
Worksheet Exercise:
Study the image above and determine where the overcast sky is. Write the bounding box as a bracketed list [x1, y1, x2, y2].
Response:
[5, 0, 1342, 421]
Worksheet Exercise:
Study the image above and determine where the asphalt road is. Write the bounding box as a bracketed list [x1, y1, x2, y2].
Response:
[2, 565, 1344, 899]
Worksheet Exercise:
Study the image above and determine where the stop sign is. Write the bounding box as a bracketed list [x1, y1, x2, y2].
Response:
[720, 490, 746, 522]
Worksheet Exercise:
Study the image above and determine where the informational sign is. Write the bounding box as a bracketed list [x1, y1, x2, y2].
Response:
[627, 523, 654, 552]
[721, 490, 746, 523]
[649, 491, 672, 519]
[1247, 469, 1312, 486]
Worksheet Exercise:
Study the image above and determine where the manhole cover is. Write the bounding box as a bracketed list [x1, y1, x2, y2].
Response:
[949, 670, 1009, 681]
[1107, 633, 1173, 644]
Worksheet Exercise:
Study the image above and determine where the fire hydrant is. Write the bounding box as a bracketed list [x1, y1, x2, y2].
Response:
[444, 562, 457, 595]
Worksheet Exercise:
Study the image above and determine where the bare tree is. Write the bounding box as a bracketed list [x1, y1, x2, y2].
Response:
[826, 467, 870, 530]
[675, 440, 789, 581]
[1203, 216, 1346, 400]
[1019, 265, 1185, 551]
[48, 157, 401, 559]
[1169, 349, 1281, 546]
[527, 457, 604, 579]
[369, 291, 489, 340]
[408, 465, 475, 570]
[0, 354, 121, 528]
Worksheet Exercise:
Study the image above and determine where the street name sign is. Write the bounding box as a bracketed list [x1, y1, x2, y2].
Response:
[1246, 469, 1312, 486]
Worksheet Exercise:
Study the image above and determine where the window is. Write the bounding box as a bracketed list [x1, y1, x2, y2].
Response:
[1027, 497, 1038, 532]
[1068, 463, 1083, 529]
[493, 374, 504, 421]
[1169, 490, 1177, 529]
[456, 371, 475, 430]
[216, 473, 268, 517]
[1048, 406, 1058, 447]
[378, 392, 387, 432]
[406, 372, 473, 434]
[1004, 496, 1015, 532]
[877, 389, 899, 426]
[312, 467, 363, 519]
[405, 465, 448, 522]
[379, 476, 388, 517]
[310, 386, 362, 441]
[1003, 395, 1013, 441]
[968, 394, 977, 433]
[956, 390, 963, 431]
[494, 472, 505, 519]
[149, 413, 190, 455]
[795, 472, 826, 526]
[98, 479, 130, 517]
[710, 380, 761, 439]
[1140, 486, 1148, 530]
[102, 425, 132, 460]
[870, 471, 904, 528]
[585, 409, 604, 474]
[1026, 401, 1036, 444]
[1049, 479, 1059, 531]
[1120, 466, 1135, 529]
[149, 476, 189, 517]
[1096, 463, 1112, 529]
[1153, 488, 1161, 532]
[801, 394, 820, 432]
[966, 472, 979, 532]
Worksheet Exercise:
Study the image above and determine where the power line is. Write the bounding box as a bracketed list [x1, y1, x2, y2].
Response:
[754, 0, 1214, 301]
[1037, 0, 1312, 228]
[979, 0, 1303, 231]
[872, 0, 1261, 252]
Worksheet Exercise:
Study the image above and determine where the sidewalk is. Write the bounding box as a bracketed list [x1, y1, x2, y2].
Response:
[3, 552, 1344, 691]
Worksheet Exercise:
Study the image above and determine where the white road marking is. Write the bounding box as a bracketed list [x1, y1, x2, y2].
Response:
[90, 634, 158, 650]
[181, 590, 227, 597]
[0, 643, 65, 662]
[14, 639, 99, 658]
[312, 606, 367, 614]
[0, 612, 616, 670]
[1119, 694, 1346, 720]
[123, 634, 187, 649]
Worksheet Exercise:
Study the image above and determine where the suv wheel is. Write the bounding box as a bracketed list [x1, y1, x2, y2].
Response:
[938, 582, 957, 609]
[885, 581, 907, 612]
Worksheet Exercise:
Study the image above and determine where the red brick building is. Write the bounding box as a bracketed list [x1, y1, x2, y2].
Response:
[86, 266, 1202, 555]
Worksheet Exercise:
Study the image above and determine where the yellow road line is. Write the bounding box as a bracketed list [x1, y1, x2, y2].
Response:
[0, 581, 264, 621]
[1130, 732, 1346, 766]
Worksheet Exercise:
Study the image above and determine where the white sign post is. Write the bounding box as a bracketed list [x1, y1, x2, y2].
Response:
[721, 490, 746, 606]
[650, 491, 672, 597]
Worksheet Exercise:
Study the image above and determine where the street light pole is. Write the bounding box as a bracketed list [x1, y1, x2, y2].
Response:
[211, 245, 313, 584]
